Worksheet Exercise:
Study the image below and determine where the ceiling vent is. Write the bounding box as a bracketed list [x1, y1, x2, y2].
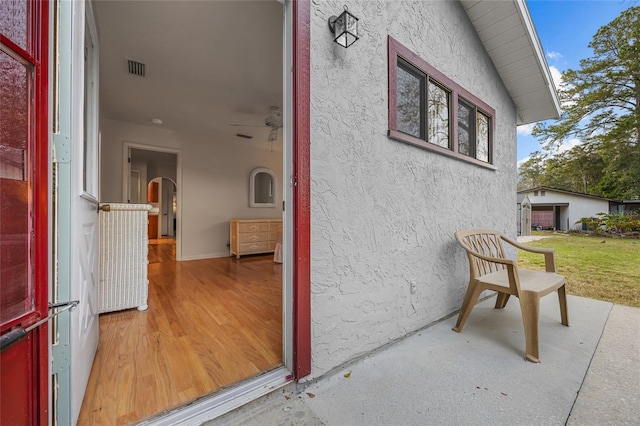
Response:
[127, 59, 146, 77]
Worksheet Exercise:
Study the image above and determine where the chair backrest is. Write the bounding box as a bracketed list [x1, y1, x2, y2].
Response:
[455, 229, 507, 278]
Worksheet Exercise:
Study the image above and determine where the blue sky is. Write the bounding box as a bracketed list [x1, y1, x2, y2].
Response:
[516, 0, 638, 164]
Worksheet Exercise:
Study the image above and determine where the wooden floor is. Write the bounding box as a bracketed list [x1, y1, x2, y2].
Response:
[77, 239, 283, 425]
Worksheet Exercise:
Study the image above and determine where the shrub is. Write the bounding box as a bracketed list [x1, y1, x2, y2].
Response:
[576, 212, 640, 234]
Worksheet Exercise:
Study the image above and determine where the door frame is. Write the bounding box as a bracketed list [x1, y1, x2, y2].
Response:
[50, 0, 101, 423]
[123, 142, 182, 259]
[291, 0, 311, 380]
[133, 0, 310, 423]
[35, 4, 52, 419]
[50, 0, 311, 422]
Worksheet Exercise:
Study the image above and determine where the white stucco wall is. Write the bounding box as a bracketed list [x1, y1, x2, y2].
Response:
[100, 119, 283, 260]
[309, 0, 518, 377]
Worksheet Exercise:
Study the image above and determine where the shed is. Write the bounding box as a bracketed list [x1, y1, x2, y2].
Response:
[518, 186, 615, 231]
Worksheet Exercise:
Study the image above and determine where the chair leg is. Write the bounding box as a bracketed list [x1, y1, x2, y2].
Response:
[453, 282, 483, 333]
[495, 293, 510, 309]
[519, 295, 541, 363]
[557, 285, 569, 326]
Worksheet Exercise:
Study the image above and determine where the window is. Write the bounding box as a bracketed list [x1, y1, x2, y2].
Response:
[457, 100, 490, 162]
[428, 80, 450, 149]
[388, 37, 495, 167]
[540, 190, 546, 197]
[396, 61, 425, 139]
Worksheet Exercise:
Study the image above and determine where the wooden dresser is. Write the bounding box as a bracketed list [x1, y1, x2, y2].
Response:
[229, 218, 282, 259]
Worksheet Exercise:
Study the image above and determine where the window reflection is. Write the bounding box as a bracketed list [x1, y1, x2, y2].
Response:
[397, 61, 424, 139]
[428, 81, 449, 148]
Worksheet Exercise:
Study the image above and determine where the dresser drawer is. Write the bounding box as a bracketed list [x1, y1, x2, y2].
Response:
[239, 222, 268, 233]
[239, 241, 269, 253]
[230, 219, 282, 259]
[269, 222, 283, 232]
[239, 232, 268, 243]
[268, 231, 281, 243]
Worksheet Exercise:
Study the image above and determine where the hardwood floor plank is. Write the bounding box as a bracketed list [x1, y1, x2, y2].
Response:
[77, 242, 282, 425]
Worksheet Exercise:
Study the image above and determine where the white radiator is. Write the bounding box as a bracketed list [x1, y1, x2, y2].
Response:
[98, 203, 152, 313]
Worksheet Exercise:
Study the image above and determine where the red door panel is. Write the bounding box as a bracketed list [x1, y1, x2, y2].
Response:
[1, 172, 31, 324]
[532, 210, 554, 230]
[0, 335, 33, 425]
[1, 1, 48, 424]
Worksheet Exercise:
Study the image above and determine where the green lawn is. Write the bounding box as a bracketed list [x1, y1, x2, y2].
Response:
[517, 233, 640, 308]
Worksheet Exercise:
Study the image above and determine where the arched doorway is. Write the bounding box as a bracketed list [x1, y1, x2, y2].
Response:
[147, 176, 177, 239]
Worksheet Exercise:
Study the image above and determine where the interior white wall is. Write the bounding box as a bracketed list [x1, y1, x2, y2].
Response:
[129, 157, 147, 203]
[100, 118, 283, 259]
[147, 162, 177, 185]
[308, 0, 518, 378]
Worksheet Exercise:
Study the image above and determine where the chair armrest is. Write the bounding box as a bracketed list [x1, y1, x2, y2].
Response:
[501, 235, 557, 273]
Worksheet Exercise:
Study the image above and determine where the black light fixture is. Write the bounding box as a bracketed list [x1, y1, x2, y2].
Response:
[328, 6, 359, 48]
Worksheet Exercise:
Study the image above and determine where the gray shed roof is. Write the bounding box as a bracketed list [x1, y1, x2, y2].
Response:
[461, 0, 561, 125]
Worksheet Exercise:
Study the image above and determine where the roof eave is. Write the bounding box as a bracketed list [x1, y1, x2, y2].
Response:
[461, 0, 562, 125]
[513, 0, 562, 124]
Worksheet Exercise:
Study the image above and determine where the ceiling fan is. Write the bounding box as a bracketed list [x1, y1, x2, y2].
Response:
[230, 106, 283, 143]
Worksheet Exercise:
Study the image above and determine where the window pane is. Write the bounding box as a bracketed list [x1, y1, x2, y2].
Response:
[428, 81, 449, 148]
[476, 112, 490, 162]
[457, 102, 472, 157]
[0, 0, 29, 51]
[397, 62, 424, 139]
[0, 51, 33, 323]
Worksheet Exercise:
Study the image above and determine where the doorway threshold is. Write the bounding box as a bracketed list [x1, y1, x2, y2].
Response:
[137, 367, 293, 426]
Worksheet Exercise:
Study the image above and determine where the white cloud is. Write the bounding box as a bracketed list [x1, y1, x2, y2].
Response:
[549, 65, 564, 91]
[517, 123, 535, 135]
[547, 51, 563, 60]
[517, 156, 530, 168]
[557, 138, 582, 153]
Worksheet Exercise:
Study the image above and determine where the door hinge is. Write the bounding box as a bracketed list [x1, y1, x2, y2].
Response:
[49, 300, 80, 373]
[52, 133, 71, 164]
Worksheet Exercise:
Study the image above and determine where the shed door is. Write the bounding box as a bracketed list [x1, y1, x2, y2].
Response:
[0, 1, 49, 424]
[532, 210, 554, 229]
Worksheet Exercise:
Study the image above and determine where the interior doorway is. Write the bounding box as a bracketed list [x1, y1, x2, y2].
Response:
[127, 145, 180, 259]
[152, 177, 177, 238]
[79, 0, 291, 423]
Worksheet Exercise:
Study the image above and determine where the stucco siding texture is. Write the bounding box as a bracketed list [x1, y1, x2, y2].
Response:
[309, 0, 518, 377]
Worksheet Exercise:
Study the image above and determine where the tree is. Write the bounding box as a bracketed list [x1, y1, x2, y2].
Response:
[517, 151, 546, 190]
[532, 6, 640, 199]
[517, 145, 606, 194]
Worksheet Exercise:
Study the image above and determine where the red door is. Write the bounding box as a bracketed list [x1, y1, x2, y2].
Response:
[1, 1, 49, 424]
[532, 210, 554, 230]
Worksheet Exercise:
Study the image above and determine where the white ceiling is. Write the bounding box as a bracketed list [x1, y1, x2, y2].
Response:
[93, 0, 284, 147]
[92, 0, 560, 147]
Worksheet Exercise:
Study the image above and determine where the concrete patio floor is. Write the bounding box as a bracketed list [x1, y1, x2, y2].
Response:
[212, 295, 640, 425]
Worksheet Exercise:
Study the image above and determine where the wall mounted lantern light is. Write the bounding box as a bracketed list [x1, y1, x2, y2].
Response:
[328, 6, 359, 48]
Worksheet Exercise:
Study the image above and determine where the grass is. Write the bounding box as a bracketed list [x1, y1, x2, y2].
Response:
[517, 233, 640, 308]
